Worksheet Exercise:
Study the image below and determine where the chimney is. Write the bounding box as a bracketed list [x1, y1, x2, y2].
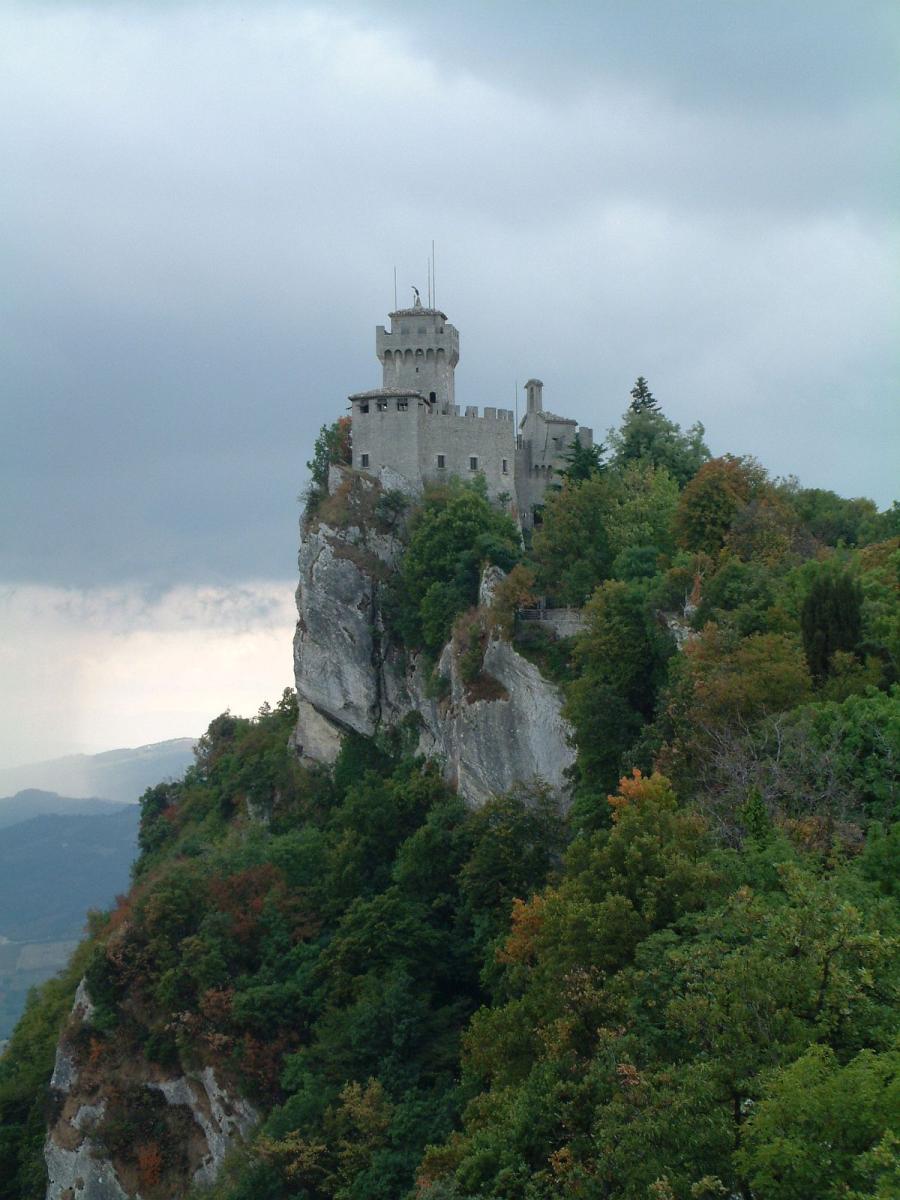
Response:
[525, 378, 544, 413]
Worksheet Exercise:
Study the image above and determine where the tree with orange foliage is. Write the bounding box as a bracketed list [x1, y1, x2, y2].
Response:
[674, 455, 768, 554]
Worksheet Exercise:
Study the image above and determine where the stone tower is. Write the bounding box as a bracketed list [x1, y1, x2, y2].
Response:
[376, 296, 459, 410]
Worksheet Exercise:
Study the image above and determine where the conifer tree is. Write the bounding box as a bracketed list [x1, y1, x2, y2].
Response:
[800, 570, 864, 682]
[629, 376, 658, 412]
[556, 432, 606, 484]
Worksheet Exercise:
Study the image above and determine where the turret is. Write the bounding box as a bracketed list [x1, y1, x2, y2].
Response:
[525, 378, 544, 413]
[376, 295, 460, 411]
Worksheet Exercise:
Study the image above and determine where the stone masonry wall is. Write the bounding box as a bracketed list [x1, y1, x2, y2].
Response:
[351, 401, 516, 502]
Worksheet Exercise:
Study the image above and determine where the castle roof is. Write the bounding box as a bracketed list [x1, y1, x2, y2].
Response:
[388, 307, 448, 320]
[349, 387, 431, 403]
[539, 411, 578, 425]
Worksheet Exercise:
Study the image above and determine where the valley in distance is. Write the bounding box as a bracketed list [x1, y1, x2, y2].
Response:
[0, 740, 195, 1044]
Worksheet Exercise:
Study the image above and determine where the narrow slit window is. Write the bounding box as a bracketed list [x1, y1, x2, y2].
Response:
[437, 454, 446, 469]
[469, 456, 479, 471]
[502, 458, 508, 474]
[360, 453, 369, 468]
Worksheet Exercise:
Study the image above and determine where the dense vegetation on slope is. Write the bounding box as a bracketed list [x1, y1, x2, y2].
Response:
[1, 385, 898, 1199]
[0, 953, 93, 1200]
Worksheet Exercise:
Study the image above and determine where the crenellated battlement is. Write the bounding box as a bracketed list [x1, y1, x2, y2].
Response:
[350, 392, 514, 422]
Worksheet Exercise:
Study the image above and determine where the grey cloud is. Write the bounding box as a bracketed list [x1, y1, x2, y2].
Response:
[0, 2, 896, 589]
[352, 0, 899, 114]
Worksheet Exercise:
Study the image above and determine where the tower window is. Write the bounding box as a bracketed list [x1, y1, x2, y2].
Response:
[502, 458, 508, 474]
[436, 454, 446, 469]
[359, 402, 369, 414]
[469, 456, 479, 471]
[397, 399, 408, 411]
[429, 391, 436, 403]
[376, 399, 388, 411]
[360, 453, 369, 468]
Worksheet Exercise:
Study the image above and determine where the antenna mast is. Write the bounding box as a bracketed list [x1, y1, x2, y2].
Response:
[393, 266, 397, 310]
[427, 256, 431, 307]
[432, 238, 436, 308]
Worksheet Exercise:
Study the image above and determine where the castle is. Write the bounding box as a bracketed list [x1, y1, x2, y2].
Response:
[348, 294, 592, 526]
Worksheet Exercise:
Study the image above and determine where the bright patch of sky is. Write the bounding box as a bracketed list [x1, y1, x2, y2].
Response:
[0, 582, 295, 767]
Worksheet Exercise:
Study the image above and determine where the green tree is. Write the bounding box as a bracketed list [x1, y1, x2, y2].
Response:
[556, 433, 606, 484]
[608, 403, 709, 488]
[602, 462, 680, 561]
[532, 464, 678, 605]
[531, 476, 613, 605]
[736, 1043, 900, 1200]
[629, 375, 658, 412]
[305, 416, 352, 515]
[388, 480, 520, 655]
[565, 579, 675, 804]
[783, 484, 892, 548]
[801, 568, 864, 682]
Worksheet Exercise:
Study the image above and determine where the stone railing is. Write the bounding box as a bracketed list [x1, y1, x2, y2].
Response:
[518, 607, 586, 639]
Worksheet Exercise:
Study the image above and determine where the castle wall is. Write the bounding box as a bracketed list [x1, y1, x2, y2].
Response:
[352, 401, 422, 491]
[418, 405, 515, 498]
[351, 398, 516, 501]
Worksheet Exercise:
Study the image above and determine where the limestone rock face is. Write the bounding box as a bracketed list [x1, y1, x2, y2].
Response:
[293, 476, 575, 804]
[292, 505, 403, 762]
[410, 637, 576, 806]
[44, 981, 258, 1200]
[147, 1069, 258, 1188]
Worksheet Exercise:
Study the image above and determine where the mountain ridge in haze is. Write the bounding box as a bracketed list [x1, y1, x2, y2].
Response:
[0, 789, 128, 831]
[0, 737, 195, 804]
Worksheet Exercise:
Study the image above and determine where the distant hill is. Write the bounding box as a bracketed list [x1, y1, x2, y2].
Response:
[0, 788, 128, 831]
[0, 807, 140, 943]
[0, 737, 196, 803]
[0, 805, 141, 1039]
[0, 739, 193, 1039]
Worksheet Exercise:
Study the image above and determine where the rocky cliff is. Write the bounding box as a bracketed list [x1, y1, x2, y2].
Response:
[293, 468, 576, 804]
[44, 982, 257, 1200]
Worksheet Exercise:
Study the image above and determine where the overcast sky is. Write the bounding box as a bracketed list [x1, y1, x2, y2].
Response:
[1, 1, 897, 767]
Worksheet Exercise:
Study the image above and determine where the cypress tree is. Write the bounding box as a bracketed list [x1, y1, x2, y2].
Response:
[801, 570, 863, 681]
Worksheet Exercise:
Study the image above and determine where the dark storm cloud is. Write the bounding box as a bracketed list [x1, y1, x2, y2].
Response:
[1, 1, 897, 588]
